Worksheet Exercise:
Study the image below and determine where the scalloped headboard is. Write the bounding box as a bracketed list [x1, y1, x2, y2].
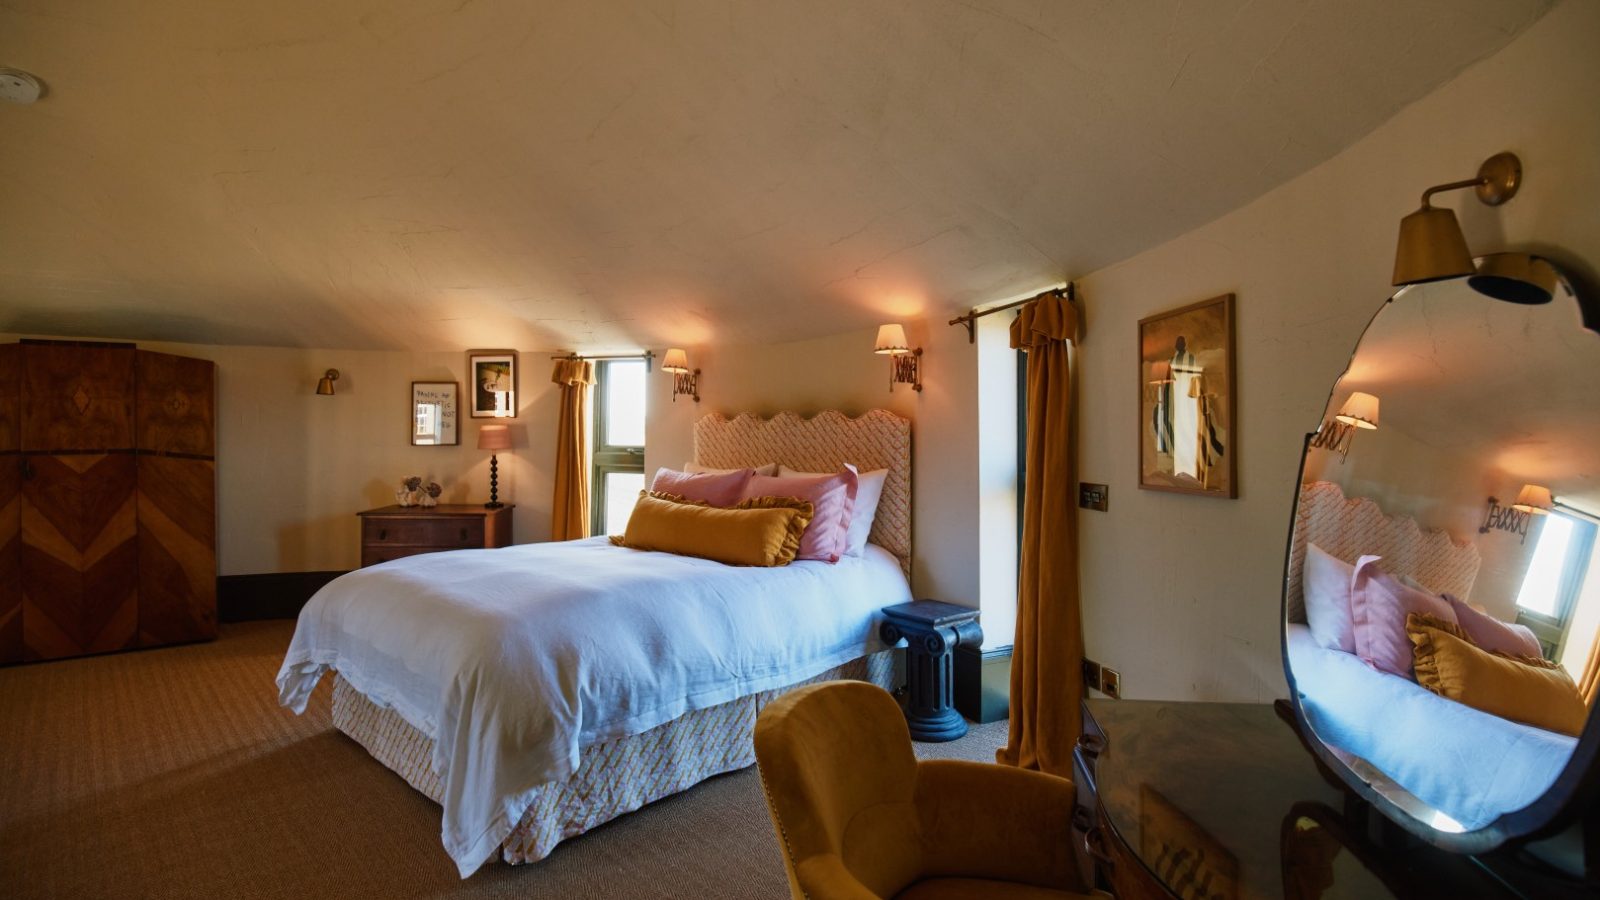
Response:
[1286, 480, 1481, 622]
[694, 410, 911, 573]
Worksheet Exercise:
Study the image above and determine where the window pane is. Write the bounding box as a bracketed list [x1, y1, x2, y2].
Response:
[603, 472, 645, 534]
[1517, 514, 1575, 617]
[605, 360, 647, 447]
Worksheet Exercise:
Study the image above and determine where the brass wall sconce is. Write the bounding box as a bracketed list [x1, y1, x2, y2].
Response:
[874, 324, 923, 392]
[1308, 392, 1379, 461]
[1392, 152, 1524, 291]
[315, 368, 340, 395]
[1480, 485, 1550, 545]
[662, 348, 700, 403]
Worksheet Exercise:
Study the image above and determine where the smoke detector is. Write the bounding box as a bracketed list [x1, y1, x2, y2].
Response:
[0, 69, 43, 104]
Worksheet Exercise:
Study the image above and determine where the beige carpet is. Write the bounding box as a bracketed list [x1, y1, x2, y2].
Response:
[0, 621, 1008, 899]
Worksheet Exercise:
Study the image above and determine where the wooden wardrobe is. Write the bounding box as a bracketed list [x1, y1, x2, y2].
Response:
[0, 340, 217, 664]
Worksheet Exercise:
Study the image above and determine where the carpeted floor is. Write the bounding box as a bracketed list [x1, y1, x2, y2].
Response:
[0, 621, 1007, 899]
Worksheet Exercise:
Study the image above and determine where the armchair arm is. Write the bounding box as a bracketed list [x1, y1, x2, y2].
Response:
[913, 759, 1086, 892]
[792, 852, 883, 900]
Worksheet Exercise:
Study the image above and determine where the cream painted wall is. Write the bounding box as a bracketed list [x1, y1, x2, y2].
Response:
[1, 333, 560, 575]
[1071, 0, 1600, 702]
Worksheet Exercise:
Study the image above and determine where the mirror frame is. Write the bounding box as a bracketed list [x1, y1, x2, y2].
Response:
[1280, 254, 1600, 855]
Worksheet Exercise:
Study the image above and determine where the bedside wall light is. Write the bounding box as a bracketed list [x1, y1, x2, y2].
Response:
[874, 324, 922, 392]
[1512, 484, 1554, 515]
[315, 369, 340, 395]
[1393, 152, 1522, 289]
[662, 348, 700, 403]
[1481, 484, 1550, 544]
[478, 424, 512, 509]
[1309, 392, 1380, 461]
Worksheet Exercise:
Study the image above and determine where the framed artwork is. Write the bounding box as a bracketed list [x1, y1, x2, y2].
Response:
[411, 381, 459, 446]
[1139, 293, 1237, 498]
[469, 350, 517, 418]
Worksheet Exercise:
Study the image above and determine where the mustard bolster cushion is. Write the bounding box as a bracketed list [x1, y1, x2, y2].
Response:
[1407, 613, 1588, 736]
[614, 491, 814, 567]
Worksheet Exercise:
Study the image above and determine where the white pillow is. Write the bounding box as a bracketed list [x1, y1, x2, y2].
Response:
[1303, 543, 1356, 653]
[778, 465, 889, 557]
[684, 461, 778, 477]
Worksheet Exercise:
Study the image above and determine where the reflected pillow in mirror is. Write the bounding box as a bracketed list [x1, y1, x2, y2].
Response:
[1408, 614, 1587, 736]
[650, 467, 754, 507]
[1445, 594, 1545, 659]
[1303, 543, 1356, 653]
[1351, 555, 1457, 678]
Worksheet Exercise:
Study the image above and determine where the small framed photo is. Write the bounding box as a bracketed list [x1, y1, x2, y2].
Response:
[469, 350, 518, 418]
[411, 381, 459, 446]
[1138, 293, 1237, 498]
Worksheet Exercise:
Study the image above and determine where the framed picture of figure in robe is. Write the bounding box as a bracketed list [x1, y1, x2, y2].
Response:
[1138, 293, 1237, 498]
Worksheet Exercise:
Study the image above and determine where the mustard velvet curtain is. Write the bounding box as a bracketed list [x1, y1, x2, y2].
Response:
[1580, 632, 1600, 707]
[998, 294, 1083, 776]
[551, 358, 596, 541]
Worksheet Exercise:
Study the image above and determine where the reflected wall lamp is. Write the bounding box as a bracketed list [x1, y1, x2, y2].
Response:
[1512, 484, 1554, 516]
[874, 324, 922, 392]
[478, 424, 512, 509]
[1481, 484, 1550, 544]
[1392, 152, 1524, 292]
[662, 348, 700, 403]
[315, 369, 340, 395]
[1309, 391, 1380, 461]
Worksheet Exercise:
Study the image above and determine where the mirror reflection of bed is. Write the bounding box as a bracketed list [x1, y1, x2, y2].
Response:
[1284, 266, 1600, 835]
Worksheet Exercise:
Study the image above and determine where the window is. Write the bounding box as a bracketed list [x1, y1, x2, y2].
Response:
[1515, 510, 1598, 657]
[591, 359, 647, 535]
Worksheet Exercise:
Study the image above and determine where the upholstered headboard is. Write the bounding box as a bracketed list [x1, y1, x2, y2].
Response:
[694, 410, 911, 573]
[1286, 480, 1482, 622]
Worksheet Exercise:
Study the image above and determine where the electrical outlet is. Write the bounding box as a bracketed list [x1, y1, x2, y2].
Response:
[1101, 667, 1121, 699]
[1081, 658, 1102, 692]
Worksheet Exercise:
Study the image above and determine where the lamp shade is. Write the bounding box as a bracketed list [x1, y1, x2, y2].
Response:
[1334, 392, 1380, 430]
[662, 348, 690, 373]
[874, 324, 909, 355]
[1468, 253, 1558, 305]
[1512, 484, 1554, 515]
[315, 368, 339, 395]
[477, 424, 512, 451]
[1149, 360, 1171, 383]
[1392, 205, 1475, 287]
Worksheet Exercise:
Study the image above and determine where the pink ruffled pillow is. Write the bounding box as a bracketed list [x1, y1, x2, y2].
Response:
[649, 467, 753, 508]
[1445, 594, 1543, 658]
[1350, 555, 1457, 677]
[743, 467, 859, 562]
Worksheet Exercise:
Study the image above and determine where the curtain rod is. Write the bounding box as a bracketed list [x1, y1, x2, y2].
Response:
[552, 350, 655, 372]
[947, 282, 1075, 344]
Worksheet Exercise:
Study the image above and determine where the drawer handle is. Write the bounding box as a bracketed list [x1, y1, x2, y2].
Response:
[1083, 826, 1114, 872]
[1077, 732, 1106, 759]
[460, 527, 469, 541]
[378, 528, 387, 541]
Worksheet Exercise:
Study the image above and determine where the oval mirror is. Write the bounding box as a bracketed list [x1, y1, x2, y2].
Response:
[1283, 253, 1600, 854]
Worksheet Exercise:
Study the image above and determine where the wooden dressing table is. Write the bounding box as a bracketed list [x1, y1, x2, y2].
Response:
[1070, 700, 1544, 899]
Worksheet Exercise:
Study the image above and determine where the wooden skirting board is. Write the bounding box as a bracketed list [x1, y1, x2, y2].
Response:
[217, 571, 347, 623]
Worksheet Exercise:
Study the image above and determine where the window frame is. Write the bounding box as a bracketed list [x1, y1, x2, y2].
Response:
[590, 358, 647, 535]
[1515, 510, 1597, 658]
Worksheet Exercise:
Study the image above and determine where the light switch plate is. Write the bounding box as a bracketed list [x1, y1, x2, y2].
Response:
[1078, 482, 1109, 511]
[1101, 667, 1121, 699]
[1081, 658, 1102, 692]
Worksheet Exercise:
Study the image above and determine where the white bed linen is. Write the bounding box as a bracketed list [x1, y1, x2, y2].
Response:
[276, 538, 909, 877]
[1286, 623, 1575, 831]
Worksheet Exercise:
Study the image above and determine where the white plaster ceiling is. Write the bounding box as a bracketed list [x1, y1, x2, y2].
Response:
[0, 0, 1554, 352]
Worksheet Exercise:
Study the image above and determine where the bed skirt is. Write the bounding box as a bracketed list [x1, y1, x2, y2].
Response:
[330, 650, 896, 866]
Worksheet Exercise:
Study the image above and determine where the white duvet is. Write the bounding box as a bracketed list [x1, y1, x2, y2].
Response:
[277, 537, 909, 877]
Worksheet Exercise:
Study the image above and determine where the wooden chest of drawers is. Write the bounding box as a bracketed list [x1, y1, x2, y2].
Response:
[357, 504, 514, 567]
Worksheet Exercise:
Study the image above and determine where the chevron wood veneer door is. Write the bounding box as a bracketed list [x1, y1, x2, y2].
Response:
[0, 344, 19, 663]
[137, 456, 216, 645]
[21, 342, 134, 452]
[20, 454, 139, 661]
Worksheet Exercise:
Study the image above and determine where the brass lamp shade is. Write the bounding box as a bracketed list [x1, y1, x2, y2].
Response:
[315, 368, 339, 395]
[1512, 484, 1554, 515]
[1468, 252, 1558, 305]
[1392, 206, 1475, 287]
[1334, 391, 1380, 430]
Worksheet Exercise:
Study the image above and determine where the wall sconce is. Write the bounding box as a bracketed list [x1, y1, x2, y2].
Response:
[1308, 391, 1380, 461]
[874, 324, 923, 392]
[662, 348, 700, 403]
[1392, 152, 1521, 290]
[477, 424, 512, 509]
[315, 369, 340, 395]
[1480, 486, 1549, 545]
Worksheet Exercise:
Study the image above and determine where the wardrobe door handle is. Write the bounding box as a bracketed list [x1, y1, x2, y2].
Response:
[20, 459, 35, 480]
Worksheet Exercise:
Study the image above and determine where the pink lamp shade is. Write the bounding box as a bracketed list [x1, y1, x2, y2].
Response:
[1334, 392, 1380, 430]
[1512, 484, 1554, 515]
[477, 424, 512, 451]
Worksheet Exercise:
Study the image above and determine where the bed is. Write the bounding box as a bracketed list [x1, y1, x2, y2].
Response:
[276, 409, 913, 877]
[1285, 480, 1576, 831]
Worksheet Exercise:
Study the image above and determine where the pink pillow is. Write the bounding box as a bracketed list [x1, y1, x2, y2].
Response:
[649, 467, 753, 507]
[1445, 594, 1543, 658]
[1302, 544, 1355, 653]
[1350, 555, 1457, 678]
[743, 467, 859, 562]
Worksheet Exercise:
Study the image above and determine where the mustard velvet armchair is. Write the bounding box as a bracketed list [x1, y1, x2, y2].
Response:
[754, 681, 1103, 900]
